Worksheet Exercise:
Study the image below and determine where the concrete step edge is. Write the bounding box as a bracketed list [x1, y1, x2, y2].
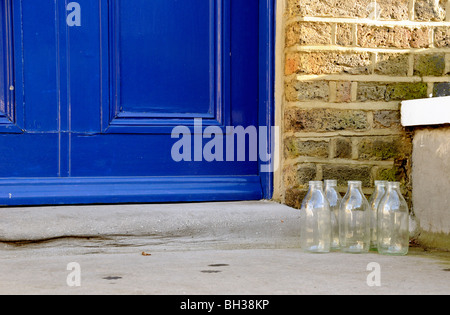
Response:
[0, 201, 301, 247]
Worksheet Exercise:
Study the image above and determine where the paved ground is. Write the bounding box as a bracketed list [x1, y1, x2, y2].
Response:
[0, 201, 449, 295]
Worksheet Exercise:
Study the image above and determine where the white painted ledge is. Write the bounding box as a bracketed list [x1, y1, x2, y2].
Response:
[401, 96, 450, 127]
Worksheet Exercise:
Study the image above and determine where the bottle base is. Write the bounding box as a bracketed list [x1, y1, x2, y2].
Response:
[340, 249, 369, 254]
[302, 249, 330, 254]
[340, 244, 370, 254]
[378, 248, 409, 256]
[302, 245, 331, 254]
[378, 244, 409, 256]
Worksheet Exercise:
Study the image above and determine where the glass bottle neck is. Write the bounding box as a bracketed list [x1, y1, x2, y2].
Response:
[324, 180, 337, 187]
[386, 182, 401, 191]
[348, 181, 362, 189]
[374, 180, 387, 188]
[309, 181, 323, 189]
[374, 182, 386, 193]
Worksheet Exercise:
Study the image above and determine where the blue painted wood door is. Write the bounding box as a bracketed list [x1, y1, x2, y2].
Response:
[0, 0, 273, 205]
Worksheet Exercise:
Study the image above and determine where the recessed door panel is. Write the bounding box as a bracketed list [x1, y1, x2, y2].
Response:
[106, 0, 229, 132]
[117, 0, 213, 116]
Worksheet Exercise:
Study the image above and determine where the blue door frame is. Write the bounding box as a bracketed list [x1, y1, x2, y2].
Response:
[259, 0, 276, 200]
[0, 0, 275, 206]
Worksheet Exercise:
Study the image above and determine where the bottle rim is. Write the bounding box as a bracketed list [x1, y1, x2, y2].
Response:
[324, 179, 338, 185]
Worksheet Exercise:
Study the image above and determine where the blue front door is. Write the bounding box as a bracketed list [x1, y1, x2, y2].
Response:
[0, 0, 273, 205]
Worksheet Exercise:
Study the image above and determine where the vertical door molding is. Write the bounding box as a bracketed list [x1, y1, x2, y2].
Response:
[259, 0, 276, 199]
[0, 0, 21, 133]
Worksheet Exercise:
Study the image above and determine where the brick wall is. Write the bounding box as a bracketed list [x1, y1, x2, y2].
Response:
[280, 0, 450, 208]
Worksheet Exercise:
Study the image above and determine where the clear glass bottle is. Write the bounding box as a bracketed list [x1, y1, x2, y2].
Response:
[324, 179, 341, 250]
[339, 181, 370, 254]
[300, 181, 331, 253]
[377, 182, 409, 256]
[368, 180, 387, 250]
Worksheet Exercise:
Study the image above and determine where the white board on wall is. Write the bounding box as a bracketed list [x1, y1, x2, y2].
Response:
[401, 96, 450, 127]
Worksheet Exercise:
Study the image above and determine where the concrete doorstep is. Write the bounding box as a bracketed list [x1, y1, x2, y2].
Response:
[0, 201, 449, 295]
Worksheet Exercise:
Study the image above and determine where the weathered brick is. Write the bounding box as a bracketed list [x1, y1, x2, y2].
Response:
[284, 163, 317, 188]
[434, 82, 450, 97]
[373, 110, 401, 129]
[385, 83, 428, 101]
[357, 82, 387, 102]
[284, 108, 369, 132]
[284, 188, 308, 209]
[377, 0, 409, 20]
[286, 0, 372, 18]
[332, 137, 352, 159]
[322, 164, 372, 187]
[336, 24, 353, 46]
[357, 82, 428, 102]
[415, 0, 447, 21]
[375, 164, 409, 186]
[411, 27, 432, 48]
[283, 165, 297, 188]
[335, 81, 352, 103]
[357, 25, 430, 48]
[357, 25, 411, 48]
[375, 53, 409, 76]
[285, 22, 332, 47]
[285, 52, 371, 75]
[284, 137, 329, 159]
[358, 136, 412, 161]
[435, 26, 450, 48]
[285, 54, 301, 76]
[414, 54, 445, 77]
[285, 80, 329, 102]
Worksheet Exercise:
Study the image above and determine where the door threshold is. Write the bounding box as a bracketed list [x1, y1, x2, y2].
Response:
[0, 176, 263, 206]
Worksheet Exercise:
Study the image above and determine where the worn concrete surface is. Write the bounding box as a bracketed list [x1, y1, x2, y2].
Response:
[0, 201, 300, 246]
[0, 201, 449, 295]
[412, 128, 450, 250]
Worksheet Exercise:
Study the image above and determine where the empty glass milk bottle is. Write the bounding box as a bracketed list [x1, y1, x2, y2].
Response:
[368, 180, 387, 250]
[377, 182, 410, 256]
[324, 180, 341, 250]
[339, 181, 371, 254]
[300, 181, 331, 253]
